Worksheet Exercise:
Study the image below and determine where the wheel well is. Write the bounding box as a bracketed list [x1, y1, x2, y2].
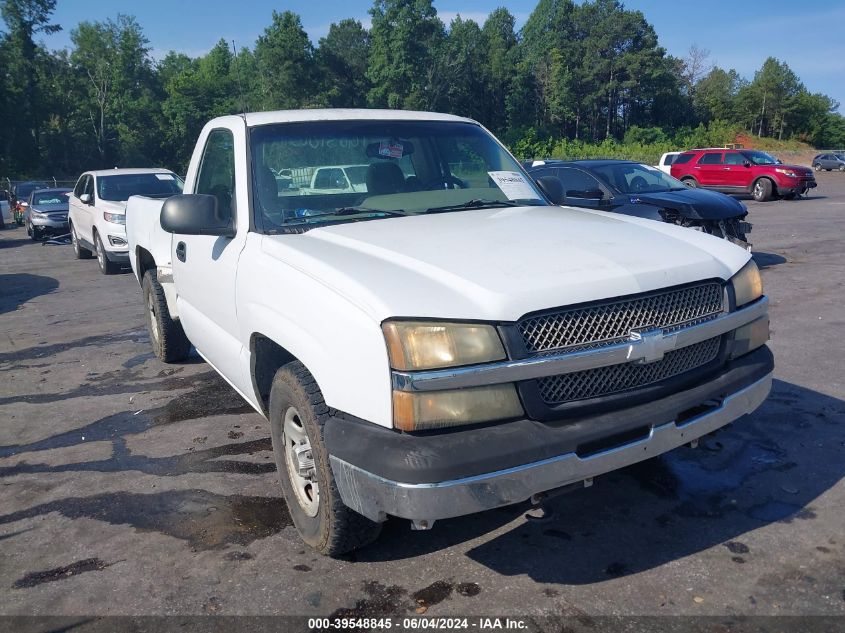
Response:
[681, 176, 697, 183]
[136, 247, 156, 285]
[753, 176, 776, 193]
[250, 334, 297, 416]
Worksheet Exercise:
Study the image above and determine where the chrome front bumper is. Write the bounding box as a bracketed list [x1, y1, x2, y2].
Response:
[330, 372, 772, 525]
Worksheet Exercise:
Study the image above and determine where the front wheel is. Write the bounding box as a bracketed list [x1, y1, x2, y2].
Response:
[269, 361, 382, 556]
[752, 178, 773, 202]
[839, 165, 845, 172]
[142, 269, 191, 362]
[71, 223, 92, 259]
[94, 232, 120, 275]
[814, 163, 822, 171]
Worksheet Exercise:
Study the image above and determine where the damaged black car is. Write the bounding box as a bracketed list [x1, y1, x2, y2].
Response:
[526, 159, 752, 249]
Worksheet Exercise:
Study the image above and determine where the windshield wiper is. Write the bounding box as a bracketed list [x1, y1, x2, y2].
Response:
[423, 199, 525, 214]
[332, 206, 406, 217]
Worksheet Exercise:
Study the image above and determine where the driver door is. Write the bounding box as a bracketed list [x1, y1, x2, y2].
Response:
[171, 124, 249, 385]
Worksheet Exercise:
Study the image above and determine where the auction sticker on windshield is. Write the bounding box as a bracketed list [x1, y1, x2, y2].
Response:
[488, 171, 536, 200]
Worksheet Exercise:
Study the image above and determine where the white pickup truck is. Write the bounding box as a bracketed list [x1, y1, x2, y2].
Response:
[126, 109, 773, 556]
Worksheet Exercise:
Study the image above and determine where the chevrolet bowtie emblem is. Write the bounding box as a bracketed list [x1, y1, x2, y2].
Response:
[628, 328, 668, 364]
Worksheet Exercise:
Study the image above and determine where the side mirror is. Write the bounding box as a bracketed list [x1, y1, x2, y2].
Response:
[743, 160, 752, 168]
[534, 176, 564, 205]
[160, 194, 235, 237]
[80, 193, 92, 204]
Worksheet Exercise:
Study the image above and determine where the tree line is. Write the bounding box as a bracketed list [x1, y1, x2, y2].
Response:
[2, 0, 844, 180]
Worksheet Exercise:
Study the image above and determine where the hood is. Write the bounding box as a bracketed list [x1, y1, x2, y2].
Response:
[623, 188, 746, 220]
[30, 202, 69, 214]
[260, 206, 750, 322]
[776, 164, 814, 177]
[98, 200, 128, 214]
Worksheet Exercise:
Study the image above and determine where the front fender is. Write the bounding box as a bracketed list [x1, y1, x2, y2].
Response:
[237, 237, 394, 428]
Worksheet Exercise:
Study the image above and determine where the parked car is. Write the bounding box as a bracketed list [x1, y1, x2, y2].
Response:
[126, 108, 772, 556]
[68, 168, 183, 274]
[11, 181, 51, 225]
[670, 148, 816, 201]
[812, 153, 845, 172]
[656, 151, 681, 175]
[25, 188, 72, 240]
[0, 189, 11, 228]
[526, 159, 752, 248]
[303, 164, 370, 194]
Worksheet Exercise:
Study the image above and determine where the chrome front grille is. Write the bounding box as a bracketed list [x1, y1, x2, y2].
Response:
[518, 282, 723, 354]
[538, 336, 722, 404]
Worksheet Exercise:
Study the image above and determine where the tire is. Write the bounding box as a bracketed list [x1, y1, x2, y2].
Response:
[71, 223, 92, 259]
[813, 163, 821, 171]
[30, 225, 42, 241]
[752, 178, 773, 202]
[94, 232, 120, 274]
[681, 177, 698, 188]
[269, 361, 382, 556]
[142, 269, 191, 362]
[839, 165, 845, 172]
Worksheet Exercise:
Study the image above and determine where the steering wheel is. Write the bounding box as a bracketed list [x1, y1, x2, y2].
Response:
[630, 176, 648, 192]
[423, 175, 467, 190]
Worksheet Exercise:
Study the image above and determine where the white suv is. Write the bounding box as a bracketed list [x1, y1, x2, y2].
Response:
[69, 168, 183, 273]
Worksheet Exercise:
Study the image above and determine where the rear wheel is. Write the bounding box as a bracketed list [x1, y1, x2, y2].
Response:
[752, 178, 773, 202]
[70, 223, 92, 259]
[269, 361, 382, 556]
[681, 177, 698, 188]
[94, 232, 120, 275]
[142, 269, 191, 362]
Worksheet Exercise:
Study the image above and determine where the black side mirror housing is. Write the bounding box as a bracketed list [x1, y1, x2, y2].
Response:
[535, 176, 564, 205]
[743, 160, 752, 167]
[160, 194, 235, 237]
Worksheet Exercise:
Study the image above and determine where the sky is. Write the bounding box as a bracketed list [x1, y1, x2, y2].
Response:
[41, 0, 845, 113]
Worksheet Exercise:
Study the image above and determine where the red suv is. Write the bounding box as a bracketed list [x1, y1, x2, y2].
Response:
[670, 148, 816, 201]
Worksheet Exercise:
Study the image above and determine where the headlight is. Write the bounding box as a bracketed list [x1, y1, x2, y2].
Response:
[382, 321, 506, 371]
[103, 211, 125, 225]
[774, 168, 797, 178]
[731, 260, 763, 307]
[393, 384, 523, 431]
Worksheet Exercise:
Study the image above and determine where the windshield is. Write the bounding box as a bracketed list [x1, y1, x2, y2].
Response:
[590, 163, 686, 194]
[250, 120, 546, 230]
[33, 191, 70, 205]
[16, 183, 49, 199]
[97, 173, 184, 201]
[742, 150, 778, 166]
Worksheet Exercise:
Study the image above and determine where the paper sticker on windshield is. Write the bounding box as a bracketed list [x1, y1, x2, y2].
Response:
[488, 171, 536, 200]
[155, 174, 174, 181]
[378, 140, 403, 159]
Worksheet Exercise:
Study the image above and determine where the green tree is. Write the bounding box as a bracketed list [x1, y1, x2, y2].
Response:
[70, 15, 159, 166]
[436, 16, 487, 121]
[367, 0, 444, 109]
[316, 19, 370, 107]
[0, 0, 60, 174]
[254, 10, 316, 110]
[480, 8, 517, 133]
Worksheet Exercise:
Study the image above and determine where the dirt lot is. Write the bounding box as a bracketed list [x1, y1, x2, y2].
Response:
[1, 173, 844, 627]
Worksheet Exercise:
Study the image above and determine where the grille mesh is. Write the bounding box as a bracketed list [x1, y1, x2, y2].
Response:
[538, 336, 722, 404]
[518, 282, 723, 353]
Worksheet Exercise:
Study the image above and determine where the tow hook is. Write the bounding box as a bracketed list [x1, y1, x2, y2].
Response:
[527, 478, 594, 522]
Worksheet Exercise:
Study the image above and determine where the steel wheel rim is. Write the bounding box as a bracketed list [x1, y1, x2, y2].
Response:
[754, 182, 763, 198]
[147, 290, 160, 344]
[283, 406, 319, 516]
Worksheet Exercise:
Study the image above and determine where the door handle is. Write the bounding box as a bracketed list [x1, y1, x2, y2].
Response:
[176, 241, 186, 262]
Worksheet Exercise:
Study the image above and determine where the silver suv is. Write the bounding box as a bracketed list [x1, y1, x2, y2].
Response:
[812, 153, 845, 171]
